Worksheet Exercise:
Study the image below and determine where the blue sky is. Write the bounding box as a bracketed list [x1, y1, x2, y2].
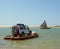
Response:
[0, 0, 60, 26]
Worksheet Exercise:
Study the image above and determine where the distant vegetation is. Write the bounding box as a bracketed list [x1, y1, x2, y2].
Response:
[54, 25, 60, 27]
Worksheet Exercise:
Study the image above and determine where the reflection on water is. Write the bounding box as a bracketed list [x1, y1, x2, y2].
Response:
[0, 27, 60, 49]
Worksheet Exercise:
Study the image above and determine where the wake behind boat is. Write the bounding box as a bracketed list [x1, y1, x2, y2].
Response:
[4, 24, 38, 40]
[40, 20, 51, 29]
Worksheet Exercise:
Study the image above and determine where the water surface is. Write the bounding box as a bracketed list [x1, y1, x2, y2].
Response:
[0, 27, 60, 49]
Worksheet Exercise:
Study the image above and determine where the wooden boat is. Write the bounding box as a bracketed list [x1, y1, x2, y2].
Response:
[40, 26, 51, 29]
[4, 33, 38, 40]
[4, 24, 39, 40]
[40, 20, 51, 29]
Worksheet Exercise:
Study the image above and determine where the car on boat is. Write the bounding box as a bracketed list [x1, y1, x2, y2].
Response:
[4, 24, 39, 40]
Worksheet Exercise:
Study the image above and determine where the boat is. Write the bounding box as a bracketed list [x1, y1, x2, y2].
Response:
[4, 24, 39, 40]
[40, 20, 51, 29]
[4, 32, 38, 40]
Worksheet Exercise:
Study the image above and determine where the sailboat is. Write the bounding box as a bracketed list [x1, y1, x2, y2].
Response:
[40, 20, 51, 29]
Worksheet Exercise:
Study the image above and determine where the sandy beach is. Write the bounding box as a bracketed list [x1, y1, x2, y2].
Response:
[0, 26, 12, 28]
[0, 26, 60, 28]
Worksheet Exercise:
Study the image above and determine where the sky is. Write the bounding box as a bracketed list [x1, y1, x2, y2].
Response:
[0, 0, 60, 26]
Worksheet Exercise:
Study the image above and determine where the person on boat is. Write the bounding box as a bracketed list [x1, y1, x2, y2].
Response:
[12, 25, 17, 37]
[15, 27, 20, 37]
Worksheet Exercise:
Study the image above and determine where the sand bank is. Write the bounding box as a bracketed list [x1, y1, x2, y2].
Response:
[0, 26, 12, 28]
[0, 26, 60, 28]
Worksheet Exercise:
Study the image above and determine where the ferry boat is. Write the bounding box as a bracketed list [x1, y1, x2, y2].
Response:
[4, 24, 38, 40]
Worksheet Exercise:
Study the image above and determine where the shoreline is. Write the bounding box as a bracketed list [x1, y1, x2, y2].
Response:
[0, 26, 60, 28]
[0, 26, 12, 28]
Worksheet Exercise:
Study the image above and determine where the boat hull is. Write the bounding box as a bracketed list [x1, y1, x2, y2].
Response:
[40, 28, 51, 29]
[4, 33, 38, 40]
